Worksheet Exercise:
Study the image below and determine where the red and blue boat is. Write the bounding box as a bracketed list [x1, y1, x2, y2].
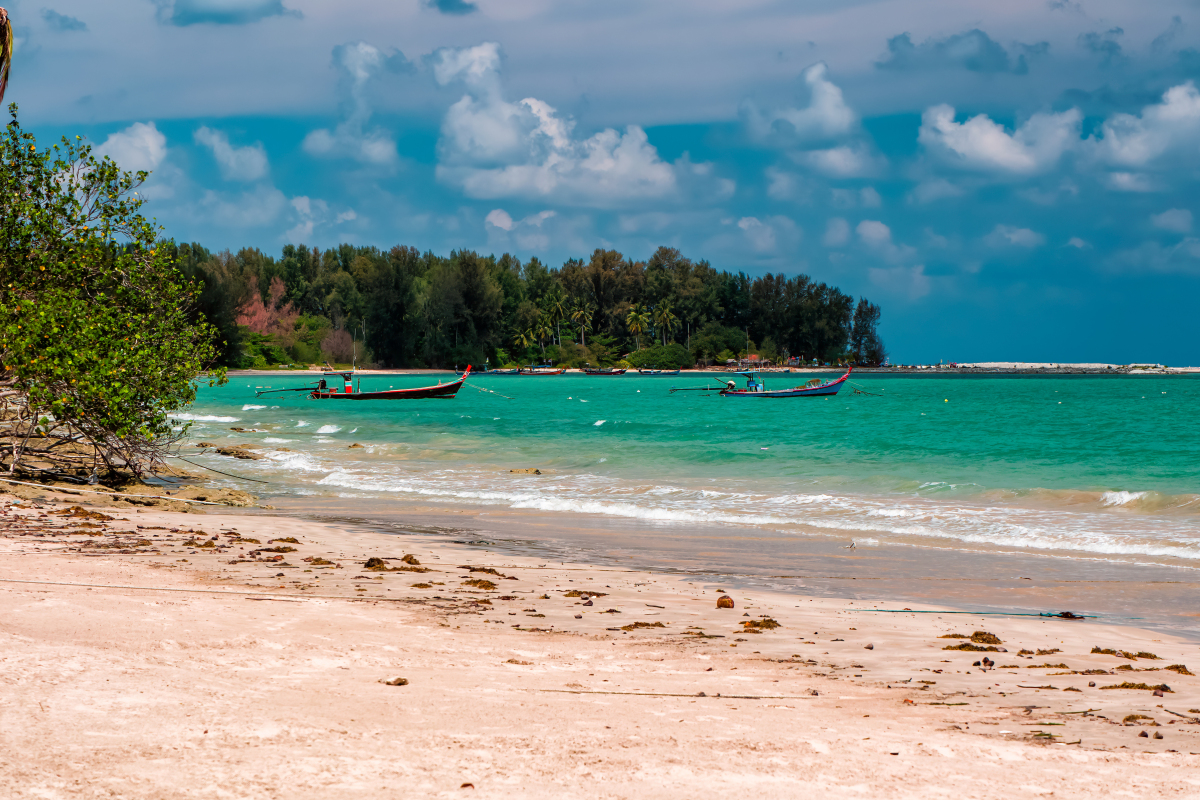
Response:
[715, 367, 851, 398]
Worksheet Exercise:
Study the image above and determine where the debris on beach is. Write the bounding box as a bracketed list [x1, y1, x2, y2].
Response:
[562, 590, 607, 598]
[463, 579, 497, 590]
[621, 621, 666, 631]
[364, 557, 430, 573]
[382, 677, 409, 686]
[716, 595, 735, 609]
[1092, 646, 1160, 660]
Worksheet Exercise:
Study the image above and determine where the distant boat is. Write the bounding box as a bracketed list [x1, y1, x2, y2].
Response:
[637, 368, 681, 375]
[258, 367, 471, 400]
[519, 364, 566, 375]
[581, 367, 627, 375]
[719, 367, 850, 398]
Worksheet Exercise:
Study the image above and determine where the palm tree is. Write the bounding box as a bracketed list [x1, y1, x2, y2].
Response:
[549, 292, 569, 346]
[534, 316, 552, 357]
[653, 301, 679, 346]
[514, 328, 533, 356]
[626, 304, 650, 351]
[571, 301, 594, 346]
[0, 8, 13, 104]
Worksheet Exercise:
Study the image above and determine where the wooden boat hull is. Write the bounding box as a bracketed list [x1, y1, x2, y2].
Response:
[720, 368, 851, 398]
[637, 369, 680, 375]
[312, 369, 469, 400]
[582, 368, 627, 375]
[518, 369, 566, 375]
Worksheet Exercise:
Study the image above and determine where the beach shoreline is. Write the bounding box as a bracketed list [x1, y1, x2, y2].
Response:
[3, 485, 1198, 797]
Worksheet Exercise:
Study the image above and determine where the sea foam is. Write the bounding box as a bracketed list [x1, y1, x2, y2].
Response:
[172, 413, 238, 422]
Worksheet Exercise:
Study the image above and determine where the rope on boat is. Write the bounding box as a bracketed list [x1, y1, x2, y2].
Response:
[468, 384, 514, 400]
[167, 454, 271, 484]
[850, 381, 886, 397]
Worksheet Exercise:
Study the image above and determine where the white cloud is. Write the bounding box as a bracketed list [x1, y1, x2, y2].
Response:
[868, 264, 931, 300]
[908, 178, 965, 204]
[1090, 82, 1200, 168]
[798, 142, 883, 178]
[433, 42, 704, 207]
[194, 126, 268, 181]
[1067, 236, 1089, 248]
[1107, 238, 1200, 274]
[1105, 172, 1156, 192]
[743, 63, 857, 143]
[303, 42, 398, 166]
[736, 215, 799, 254]
[765, 167, 799, 200]
[200, 184, 288, 229]
[1150, 208, 1192, 233]
[95, 122, 167, 173]
[918, 104, 1081, 175]
[483, 207, 560, 250]
[856, 219, 915, 262]
[983, 224, 1045, 248]
[485, 208, 514, 231]
[860, 187, 882, 208]
[823, 217, 850, 247]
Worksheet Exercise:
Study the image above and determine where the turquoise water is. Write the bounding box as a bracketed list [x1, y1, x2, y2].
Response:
[179, 372, 1200, 565]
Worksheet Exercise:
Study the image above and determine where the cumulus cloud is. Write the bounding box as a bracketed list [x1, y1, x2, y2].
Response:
[743, 63, 857, 144]
[1078, 28, 1124, 67]
[95, 122, 167, 173]
[857, 219, 915, 262]
[796, 142, 884, 178]
[983, 224, 1045, 248]
[908, 178, 964, 204]
[877, 29, 1045, 74]
[153, 0, 299, 26]
[1066, 237, 1089, 248]
[765, 167, 800, 200]
[303, 42, 399, 166]
[1105, 172, 1156, 192]
[1107, 238, 1200, 274]
[823, 217, 850, 247]
[1088, 82, 1200, 168]
[918, 104, 1081, 175]
[484, 208, 561, 250]
[1151, 208, 1193, 233]
[432, 42, 703, 206]
[194, 127, 269, 181]
[41, 9, 87, 31]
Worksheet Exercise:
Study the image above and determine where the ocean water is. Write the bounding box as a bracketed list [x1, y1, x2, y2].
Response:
[178, 372, 1200, 569]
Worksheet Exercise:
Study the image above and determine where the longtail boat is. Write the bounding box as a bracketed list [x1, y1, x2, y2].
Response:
[255, 367, 471, 400]
[637, 368, 680, 375]
[719, 367, 850, 398]
[581, 367, 627, 375]
[518, 364, 566, 375]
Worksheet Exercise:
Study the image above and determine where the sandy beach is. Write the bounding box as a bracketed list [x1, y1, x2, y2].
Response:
[2, 486, 1198, 798]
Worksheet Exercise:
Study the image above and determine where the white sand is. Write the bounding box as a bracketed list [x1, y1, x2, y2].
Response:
[2, 492, 1198, 798]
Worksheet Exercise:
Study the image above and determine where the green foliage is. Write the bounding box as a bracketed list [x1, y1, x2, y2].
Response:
[625, 343, 693, 370]
[0, 105, 222, 477]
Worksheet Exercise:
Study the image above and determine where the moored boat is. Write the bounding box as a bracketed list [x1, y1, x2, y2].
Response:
[256, 367, 471, 400]
[637, 368, 681, 375]
[581, 367, 627, 375]
[719, 367, 850, 398]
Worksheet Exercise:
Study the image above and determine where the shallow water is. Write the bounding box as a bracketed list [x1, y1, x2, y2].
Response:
[181, 372, 1200, 570]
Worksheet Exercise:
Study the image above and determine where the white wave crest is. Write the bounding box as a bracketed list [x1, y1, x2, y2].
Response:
[295, 421, 310, 428]
[316, 425, 341, 434]
[241, 404, 267, 411]
[594, 420, 606, 426]
[172, 413, 238, 422]
[1101, 491, 1148, 507]
[262, 438, 294, 444]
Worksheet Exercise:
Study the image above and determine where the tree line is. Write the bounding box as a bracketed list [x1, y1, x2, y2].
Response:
[174, 242, 886, 370]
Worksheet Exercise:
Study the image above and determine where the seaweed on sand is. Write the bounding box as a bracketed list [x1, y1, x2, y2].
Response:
[463, 579, 497, 590]
[364, 557, 430, 573]
[1092, 647, 1160, 660]
[1100, 682, 1172, 692]
[621, 622, 666, 631]
[943, 643, 1001, 652]
[741, 617, 781, 631]
[939, 634, 969, 639]
[562, 590, 608, 598]
[970, 631, 1003, 645]
[1165, 664, 1194, 675]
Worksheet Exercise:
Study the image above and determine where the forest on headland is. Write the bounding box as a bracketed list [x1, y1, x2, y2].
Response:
[174, 242, 886, 370]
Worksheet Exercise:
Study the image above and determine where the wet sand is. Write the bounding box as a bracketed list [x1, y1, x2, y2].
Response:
[2, 488, 1199, 798]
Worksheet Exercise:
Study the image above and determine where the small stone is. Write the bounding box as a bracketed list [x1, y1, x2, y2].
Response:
[1153, 689, 1164, 697]
[1088, 681, 1096, 687]
[973, 661, 982, 667]
[1139, 730, 1149, 738]
[1153, 731, 1163, 739]
[349, 443, 364, 448]
[809, 689, 819, 696]
[275, 572, 284, 577]
[574, 614, 582, 619]
[384, 677, 409, 686]
[864, 643, 874, 650]
[716, 595, 735, 609]
[697, 691, 706, 697]
[460, 782, 474, 789]
[583, 599, 593, 606]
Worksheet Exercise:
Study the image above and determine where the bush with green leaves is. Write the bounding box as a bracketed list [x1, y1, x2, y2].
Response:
[0, 105, 222, 479]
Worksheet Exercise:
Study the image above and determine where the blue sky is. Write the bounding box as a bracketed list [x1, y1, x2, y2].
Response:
[12, 0, 1200, 363]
